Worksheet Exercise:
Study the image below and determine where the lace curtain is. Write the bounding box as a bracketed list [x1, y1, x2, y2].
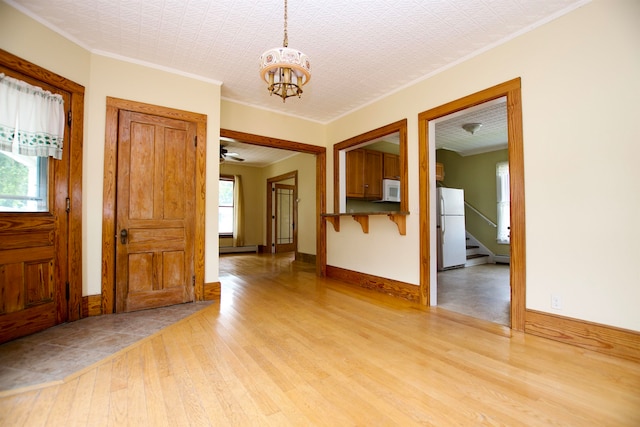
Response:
[0, 73, 65, 160]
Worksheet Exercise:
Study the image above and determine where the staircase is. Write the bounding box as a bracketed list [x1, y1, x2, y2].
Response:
[465, 234, 490, 267]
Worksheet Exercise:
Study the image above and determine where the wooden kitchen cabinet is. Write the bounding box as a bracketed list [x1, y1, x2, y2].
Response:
[346, 149, 383, 199]
[436, 162, 445, 181]
[383, 153, 400, 180]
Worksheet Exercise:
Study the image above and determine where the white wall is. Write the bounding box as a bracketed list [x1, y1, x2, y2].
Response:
[326, 0, 640, 330]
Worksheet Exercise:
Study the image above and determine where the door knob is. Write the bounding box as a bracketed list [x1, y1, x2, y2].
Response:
[120, 229, 128, 244]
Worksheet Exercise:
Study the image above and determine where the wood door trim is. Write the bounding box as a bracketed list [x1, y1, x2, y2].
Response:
[418, 78, 526, 331]
[102, 97, 206, 314]
[0, 49, 84, 323]
[219, 129, 327, 275]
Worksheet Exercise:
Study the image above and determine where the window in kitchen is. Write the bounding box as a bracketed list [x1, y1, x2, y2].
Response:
[496, 161, 510, 244]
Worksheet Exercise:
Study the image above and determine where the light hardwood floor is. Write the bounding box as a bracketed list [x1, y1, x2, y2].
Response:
[1, 253, 639, 426]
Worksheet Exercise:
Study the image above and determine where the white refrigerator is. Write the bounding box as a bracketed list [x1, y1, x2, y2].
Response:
[437, 187, 467, 271]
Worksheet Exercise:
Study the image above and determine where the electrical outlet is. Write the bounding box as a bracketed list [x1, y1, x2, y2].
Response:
[551, 295, 562, 310]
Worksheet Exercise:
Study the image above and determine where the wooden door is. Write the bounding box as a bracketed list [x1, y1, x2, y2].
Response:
[0, 74, 71, 343]
[275, 184, 296, 253]
[115, 110, 196, 312]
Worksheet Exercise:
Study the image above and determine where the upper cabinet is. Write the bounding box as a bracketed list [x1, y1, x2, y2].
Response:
[383, 153, 400, 180]
[346, 149, 383, 199]
[436, 162, 444, 181]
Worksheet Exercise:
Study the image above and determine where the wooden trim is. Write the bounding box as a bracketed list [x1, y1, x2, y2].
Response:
[316, 151, 327, 276]
[326, 265, 421, 303]
[525, 309, 640, 363]
[81, 295, 103, 317]
[418, 78, 526, 331]
[219, 129, 327, 276]
[102, 97, 207, 314]
[203, 282, 221, 300]
[295, 251, 316, 264]
[332, 119, 408, 215]
[0, 49, 84, 323]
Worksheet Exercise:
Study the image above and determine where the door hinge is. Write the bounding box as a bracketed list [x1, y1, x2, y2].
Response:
[65, 282, 70, 301]
[66, 197, 70, 213]
[67, 111, 72, 127]
[194, 135, 197, 147]
[192, 275, 195, 287]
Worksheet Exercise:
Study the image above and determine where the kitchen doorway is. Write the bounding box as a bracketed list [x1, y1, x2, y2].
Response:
[433, 98, 511, 326]
[418, 78, 526, 331]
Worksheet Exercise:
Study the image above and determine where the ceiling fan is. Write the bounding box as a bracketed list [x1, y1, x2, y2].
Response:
[220, 144, 244, 162]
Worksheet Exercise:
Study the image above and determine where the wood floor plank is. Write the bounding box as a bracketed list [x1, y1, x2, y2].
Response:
[0, 253, 638, 426]
[140, 339, 170, 427]
[0, 389, 39, 426]
[66, 368, 97, 425]
[22, 386, 59, 426]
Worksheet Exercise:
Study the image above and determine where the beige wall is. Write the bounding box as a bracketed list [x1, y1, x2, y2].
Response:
[1, 3, 222, 294]
[325, 0, 640, 330]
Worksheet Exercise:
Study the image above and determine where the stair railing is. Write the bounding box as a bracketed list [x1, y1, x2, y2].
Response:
[464, 201, 497, 228]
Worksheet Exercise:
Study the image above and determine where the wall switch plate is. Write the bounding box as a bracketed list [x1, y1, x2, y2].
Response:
[551, 295, 562, 310]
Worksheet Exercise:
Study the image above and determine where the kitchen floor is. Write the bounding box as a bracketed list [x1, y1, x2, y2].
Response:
[0, 301, 214, 392]
[437, 263, 510, 326]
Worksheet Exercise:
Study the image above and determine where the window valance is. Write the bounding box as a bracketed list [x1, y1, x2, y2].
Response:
[0, 73, 65, 160]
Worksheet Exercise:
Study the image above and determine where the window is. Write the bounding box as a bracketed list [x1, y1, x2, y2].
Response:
[219, 176, 234, 235]
[0, 151, 48, 212]
[496, 161, 510, 244]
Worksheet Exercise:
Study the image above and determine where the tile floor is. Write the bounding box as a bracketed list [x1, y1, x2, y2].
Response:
[0, 301, 215, 392]
[437, 263, 511, 326]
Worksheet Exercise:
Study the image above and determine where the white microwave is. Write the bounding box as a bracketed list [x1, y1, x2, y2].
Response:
[380, 179, 401, 202]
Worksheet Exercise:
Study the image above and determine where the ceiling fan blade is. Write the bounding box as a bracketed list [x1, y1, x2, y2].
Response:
[227, 155, 245, 162]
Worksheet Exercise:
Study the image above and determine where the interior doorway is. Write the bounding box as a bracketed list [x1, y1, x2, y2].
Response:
[433, 98, 511, 326]
[267, 171, 298, 254]
[418, 78, 526, 331]
[219, 129, 326, 275]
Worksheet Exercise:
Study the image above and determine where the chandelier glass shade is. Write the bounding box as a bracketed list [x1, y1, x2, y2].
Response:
[259, 0, 310, 102]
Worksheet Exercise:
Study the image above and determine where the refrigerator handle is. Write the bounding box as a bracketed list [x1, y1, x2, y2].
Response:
[440, 196, 445, 243]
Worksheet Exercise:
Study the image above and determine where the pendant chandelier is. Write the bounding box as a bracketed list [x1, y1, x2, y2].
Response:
[259, 0, 311, 102]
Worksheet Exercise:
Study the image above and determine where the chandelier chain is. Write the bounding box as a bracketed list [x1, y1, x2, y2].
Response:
[283, 0, 288, 47]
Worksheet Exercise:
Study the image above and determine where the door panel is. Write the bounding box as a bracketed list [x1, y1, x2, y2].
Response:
[116, 111, 195, 312]
[275, 184, 296, 253]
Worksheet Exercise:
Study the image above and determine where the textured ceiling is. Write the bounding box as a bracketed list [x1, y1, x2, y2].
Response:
[8, 0, 587, 125]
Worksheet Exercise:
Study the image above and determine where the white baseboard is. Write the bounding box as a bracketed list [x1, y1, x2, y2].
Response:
[494, 255, 511, 264]
[220, 245, 258, 254]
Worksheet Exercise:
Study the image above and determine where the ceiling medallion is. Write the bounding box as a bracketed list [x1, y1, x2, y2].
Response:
[259, 0, 311, 102]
